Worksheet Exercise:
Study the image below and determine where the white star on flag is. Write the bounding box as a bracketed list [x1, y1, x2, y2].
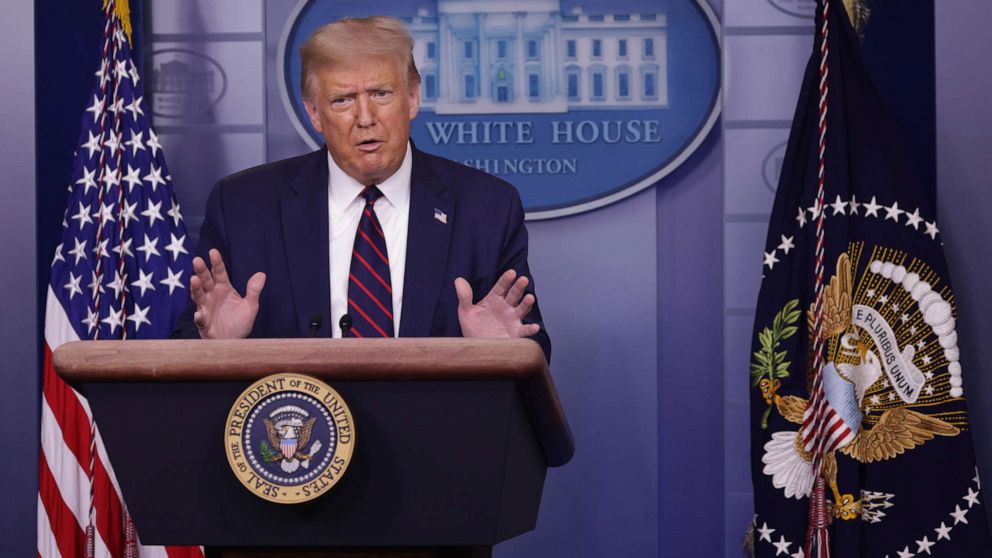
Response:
[915, 535, 935, 555]
[935, 522, 953, 541]
[863, 195, 882, 217]
[106, 270, 128, 298]
[104, 129, 122, 155]
[124, 128, 145, 156]
[141, 199, 165, 226]
[92, 237, 110, 261]
[964, 487, 981, 508]
[777, 235, 795, 255]
[160, 267, 186, 295]
[146, 128, 162, 157]
[68, 238, 89, 264]
[763, 251, 780, 270]
[165, 233, 189, 261]
[144, 163, 166, 191]
[76, 166, 98, 194]
[130, 269, 156, 297]
[757, 522, 776, 543]
[884, 201, 904, 222]
[167, 201, 184, 226]
[81, 130, 103, 159]
[125, 95, 144, 120]
[63, 272, 83, 300]
[85, 94, 105, 123]
[122, 164, 143, 192]
[71, 202, 94, 229]
[100, 305, 124, 334]
[830, 194, 847, 215]
[772, 535, 792, 556]
[126, 303, 152, 332]
[905, 208, 924, 229]
[848, 194, 860, 215]
[121, 200, 138, 227]
[136, 233, 161, 262]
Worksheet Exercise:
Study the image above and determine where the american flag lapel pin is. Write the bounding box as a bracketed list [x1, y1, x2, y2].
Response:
[433, 208, 447, 224]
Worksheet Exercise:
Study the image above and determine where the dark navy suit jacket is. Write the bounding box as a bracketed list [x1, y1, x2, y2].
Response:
[175, 145, 551, 362]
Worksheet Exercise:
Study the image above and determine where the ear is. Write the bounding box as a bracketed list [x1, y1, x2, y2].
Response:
[303, 97, 323, 133]
[407, 79, 421, 121]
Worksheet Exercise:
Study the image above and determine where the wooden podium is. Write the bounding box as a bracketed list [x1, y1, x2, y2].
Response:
[54, 338, 573, 558]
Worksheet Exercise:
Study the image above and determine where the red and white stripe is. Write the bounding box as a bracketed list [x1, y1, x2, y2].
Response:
[37, 292, 203, 558]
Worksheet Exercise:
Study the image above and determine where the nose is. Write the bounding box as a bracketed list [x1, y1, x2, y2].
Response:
[355, 95, 375, 128]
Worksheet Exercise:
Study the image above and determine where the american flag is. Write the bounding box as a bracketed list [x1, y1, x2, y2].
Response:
[38, 2, 201, 557]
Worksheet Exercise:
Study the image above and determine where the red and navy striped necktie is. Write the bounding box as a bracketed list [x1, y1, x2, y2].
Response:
[347, 185, 394, 337]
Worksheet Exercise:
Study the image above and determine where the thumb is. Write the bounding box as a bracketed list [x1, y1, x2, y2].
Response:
[245, 272, 267, 304]
[454, 277, 473, 307]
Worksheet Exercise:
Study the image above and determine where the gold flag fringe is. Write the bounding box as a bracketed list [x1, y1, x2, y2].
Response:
[102, 0, 132, 45]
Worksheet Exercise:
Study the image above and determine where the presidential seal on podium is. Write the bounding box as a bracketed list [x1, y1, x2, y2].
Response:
[225, 373, 355, 504]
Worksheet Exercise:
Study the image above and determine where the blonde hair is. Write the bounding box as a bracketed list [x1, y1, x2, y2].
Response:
[300, 16, 421, 99]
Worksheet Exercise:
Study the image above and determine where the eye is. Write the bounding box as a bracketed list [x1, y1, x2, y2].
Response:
[329, 97, 353, 110]
[372, 89, 392, 99]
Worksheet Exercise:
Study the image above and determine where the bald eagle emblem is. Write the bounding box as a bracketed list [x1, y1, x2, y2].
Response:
[260, 405, 323, 473]
[754, 246, 966, 522]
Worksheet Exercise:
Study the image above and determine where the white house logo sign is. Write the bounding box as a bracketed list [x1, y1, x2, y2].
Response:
[279, 0, 721, 219]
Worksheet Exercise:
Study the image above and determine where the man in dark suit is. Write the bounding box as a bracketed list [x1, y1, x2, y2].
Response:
[178, 16, 549, 361]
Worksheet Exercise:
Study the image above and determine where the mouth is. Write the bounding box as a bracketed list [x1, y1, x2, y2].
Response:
[356, 139, 382, 152]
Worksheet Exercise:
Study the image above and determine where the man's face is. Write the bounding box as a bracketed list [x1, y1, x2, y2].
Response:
[303, 56, 420, 186]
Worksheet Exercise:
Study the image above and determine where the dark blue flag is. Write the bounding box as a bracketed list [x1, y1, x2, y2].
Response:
[749, 1, 992, 556]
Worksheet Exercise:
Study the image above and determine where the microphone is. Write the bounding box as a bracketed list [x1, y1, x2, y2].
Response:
[308, 314, 322, 338]
[339, 314, 353, 338]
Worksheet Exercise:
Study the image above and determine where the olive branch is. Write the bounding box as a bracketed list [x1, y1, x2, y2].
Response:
[259, 440, 280, 463]
[751, 299, 800, 429]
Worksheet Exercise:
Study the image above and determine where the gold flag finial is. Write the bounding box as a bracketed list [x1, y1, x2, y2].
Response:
[102, 0, 133, 45]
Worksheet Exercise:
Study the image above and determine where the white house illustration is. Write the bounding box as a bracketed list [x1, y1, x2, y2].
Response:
[405, 0, 669, 114]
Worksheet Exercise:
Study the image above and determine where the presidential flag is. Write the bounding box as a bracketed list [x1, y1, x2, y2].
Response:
[748, 0, 992, 556]
[38, 1, 201, 557]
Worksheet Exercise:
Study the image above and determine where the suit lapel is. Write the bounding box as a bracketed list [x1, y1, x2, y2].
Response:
[399, 147, 453, 337]
[280, 148, 331, 337]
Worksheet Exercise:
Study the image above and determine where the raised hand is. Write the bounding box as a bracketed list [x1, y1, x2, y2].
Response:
[189, 249, 266, 339]
[455, 269, 541, 339]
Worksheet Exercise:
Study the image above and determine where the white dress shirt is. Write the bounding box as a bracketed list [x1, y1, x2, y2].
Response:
[327, 143, 411, 337]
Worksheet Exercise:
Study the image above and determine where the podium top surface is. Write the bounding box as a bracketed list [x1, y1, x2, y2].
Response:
[54, 337, 544, 381]
[54, 337, 574, 466]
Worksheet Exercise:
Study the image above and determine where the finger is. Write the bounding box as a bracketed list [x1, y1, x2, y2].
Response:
[488, 269, 517, 299]
[193, 309, 206, 329]
[193, 256, 214, 292]
[193, 309, 211, 339]
[190, 274, 207, 305]
[245, 272, 267, 305]
[514, 293, 536, 318]
[208, 249, 231, 286]
[518, 322, 541, 337]
[506, 275, 529, 306]
[454, 277, 474, 306]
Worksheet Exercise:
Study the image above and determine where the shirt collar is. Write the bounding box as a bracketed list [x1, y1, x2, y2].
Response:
[327, 140, 412, 213]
